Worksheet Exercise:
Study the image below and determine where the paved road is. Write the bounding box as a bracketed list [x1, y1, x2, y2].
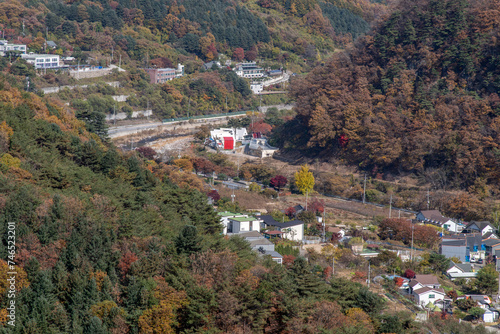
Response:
[108, 104, 296, 138]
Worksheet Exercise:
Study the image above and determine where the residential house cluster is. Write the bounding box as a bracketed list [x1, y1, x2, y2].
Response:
[440, 220, 499, 264]
[218, 211, 304, 242]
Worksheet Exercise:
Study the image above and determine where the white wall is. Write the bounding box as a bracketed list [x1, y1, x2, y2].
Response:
[282, 224, 303, 241]
[416, 291, 445, 306]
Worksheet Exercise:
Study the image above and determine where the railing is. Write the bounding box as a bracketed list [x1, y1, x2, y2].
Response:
[162, 110, 251, 123]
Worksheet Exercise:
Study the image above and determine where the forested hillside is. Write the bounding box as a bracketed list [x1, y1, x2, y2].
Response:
[0, 71, 453, 333]
[279, 0, 500, 191]
[0, 0, 385, 68]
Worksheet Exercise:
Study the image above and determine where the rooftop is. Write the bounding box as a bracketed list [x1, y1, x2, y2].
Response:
[413, 287, 446, 295]
[218, 211, 244, 217]
[229, 216, 261, 222]
[260, 215, 304, 228]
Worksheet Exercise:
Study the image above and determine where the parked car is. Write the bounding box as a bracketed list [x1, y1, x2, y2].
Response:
[477, 259, 483, 264]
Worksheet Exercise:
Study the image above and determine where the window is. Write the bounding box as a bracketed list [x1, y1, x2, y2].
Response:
[429, 294, 435, 299]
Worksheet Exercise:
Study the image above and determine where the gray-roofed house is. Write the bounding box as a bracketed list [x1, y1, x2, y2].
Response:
[203, 61, 221, 70]
[416, 210, 458, 232]
[233, 231, 283, 264]
[260, 215, 304, 242]
[47, 40, 57, 49]
[446, 261, 477, 281]
[440, 233, 483, 263]
[463, 221, 496, 236]
[482, 238, 500, 257]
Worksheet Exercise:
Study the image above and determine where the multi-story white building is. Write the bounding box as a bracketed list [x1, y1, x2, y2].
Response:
[21, 54, 60, 69]
[234, 62, 264, 78]
[0, 40, 27, 56]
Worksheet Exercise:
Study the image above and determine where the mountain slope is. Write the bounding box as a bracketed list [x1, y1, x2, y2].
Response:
[279, 0, 500, 190]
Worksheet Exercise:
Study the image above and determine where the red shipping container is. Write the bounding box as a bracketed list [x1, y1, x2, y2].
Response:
[223, 137, 234, 150]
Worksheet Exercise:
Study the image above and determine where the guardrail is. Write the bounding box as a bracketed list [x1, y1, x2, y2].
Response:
[162, 110, 252, 123]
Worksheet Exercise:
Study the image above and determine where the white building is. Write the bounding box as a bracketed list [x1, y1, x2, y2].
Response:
[210, 128, 248, 141]
[250, 83, 263, 94]
[21, 54, 60, 69]
[0, 40, 27, 56]
[234, 62, 264, 78]
[227, 216, 262, 234]
[413, 287, 447, 307]
[260, 215, 304, 242]
[218, 211, 248, 235]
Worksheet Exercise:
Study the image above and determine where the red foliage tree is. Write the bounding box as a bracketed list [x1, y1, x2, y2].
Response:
[246, 47, 258, 61]
[136, 146, 157, 160]
[323, 266, 333, 280]
[207, 190, 221, 202]
[150, 57, 174, 68]
[192, 157, 216, 175]
[249, 121, 272, 135]
[331, 232, 342, 244]
[270, 175, 288, 191]
[233, 47, 245, 61]
[394, 277, 404, 287]
[118, 251, 138, 276]
[282, 255, 296, 268]
[285, 206, 296, 218]
[404, 269, 416, 279]
[309, 198, 324, 214]
[338, 134, 349, 148]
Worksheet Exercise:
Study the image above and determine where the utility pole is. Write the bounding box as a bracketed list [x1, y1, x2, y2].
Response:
[111, 46, 114, 61]
[389, 193, 392, 218]
[119, 54, 121, 69]
[367, 260, 371, 288]
[322, 208, 326, 243]
[113, 104, 116, 126]
[427, 189, 430, 210]
[147, 100, 150, 120]
[411, 222, 414, 262]
[362, 174, 367, 204]
[231, 188, 235, 203]
[332, 252, 335, 276]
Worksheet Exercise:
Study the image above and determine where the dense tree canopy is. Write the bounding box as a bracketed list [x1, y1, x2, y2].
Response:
[281, 0, 500, 190]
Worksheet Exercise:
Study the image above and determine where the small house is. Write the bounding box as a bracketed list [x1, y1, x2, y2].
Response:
[409, 275, 441, 293]
[260, 215, 304, 242]
[463, 221, 496, 236]
[413, 287, 447, 307]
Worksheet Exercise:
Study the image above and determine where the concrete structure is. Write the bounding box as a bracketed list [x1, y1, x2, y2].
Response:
[0, 40, 26, 56]
[250, 82, 263, 94]
[483, 308, 500, 323]
[144, 64, 184, 84]
[210, 127, 248, 141]
[227, 216, 262, 234]
[21, 54, 60, 69]
[259, 215, 304, 242]
[234, 62, 264, 78]
[247, 138, 278, 158]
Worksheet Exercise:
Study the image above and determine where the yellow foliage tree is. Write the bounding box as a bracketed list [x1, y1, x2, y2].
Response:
[0, 260, 29, 304]
[173, 158, 193, 172]
[0, 153, 21, 168]
[138, 277, 188, 334]
[295, 164, 315, 210]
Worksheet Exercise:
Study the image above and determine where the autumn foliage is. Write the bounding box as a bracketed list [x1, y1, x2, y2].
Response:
[287, 0, 500, 190]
